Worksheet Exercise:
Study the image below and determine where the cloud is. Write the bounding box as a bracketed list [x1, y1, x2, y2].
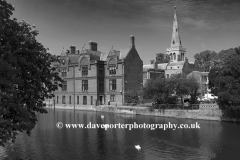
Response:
[182, 17, 210, 29]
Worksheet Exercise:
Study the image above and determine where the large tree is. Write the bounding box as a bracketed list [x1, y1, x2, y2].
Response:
[209, 47, 240, 107]
[194, 50, 217, 72]
[143, 77, 177, 104]
[156, 53, 170, 64]
[0, 0, 62, 146]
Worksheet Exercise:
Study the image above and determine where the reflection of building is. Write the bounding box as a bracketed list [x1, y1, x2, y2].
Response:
[53, 35, 143, 106]
[143, 6, 199, 84]
[187, 71, 209, 98]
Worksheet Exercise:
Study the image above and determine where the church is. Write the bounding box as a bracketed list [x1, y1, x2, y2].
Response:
[143, 6, 199, 84]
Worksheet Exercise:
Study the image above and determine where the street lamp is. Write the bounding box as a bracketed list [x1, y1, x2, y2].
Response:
[73, 66, 76, 110]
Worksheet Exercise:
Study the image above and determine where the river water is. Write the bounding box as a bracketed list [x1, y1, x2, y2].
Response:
[1, 109, 240, 160]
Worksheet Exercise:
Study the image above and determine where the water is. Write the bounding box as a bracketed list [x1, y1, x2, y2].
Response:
[1, 109, 240, 160]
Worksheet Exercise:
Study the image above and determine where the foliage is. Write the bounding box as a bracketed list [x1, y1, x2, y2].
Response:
[124, 90, 139, 105]
[209, 47, 240, 108]
[156, 53, 170, 64]
[0, 0, 62, 146]
[143, 77, 177, 104]
[194, 50, 217, 72]
[144, 74, 199, 105]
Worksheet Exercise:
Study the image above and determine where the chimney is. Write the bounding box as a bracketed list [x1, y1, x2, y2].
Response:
[77, 49, 80, 54]
[185, 57, 188, 63]
[130, 35, 135, 48]
[70, 45, 76, 54]
[89, 41, 97, 51]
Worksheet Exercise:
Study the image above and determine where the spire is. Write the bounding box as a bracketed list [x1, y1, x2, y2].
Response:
[171, 6, 182, 48]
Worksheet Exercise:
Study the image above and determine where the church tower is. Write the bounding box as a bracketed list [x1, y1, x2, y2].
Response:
[166, 6, 186, 62]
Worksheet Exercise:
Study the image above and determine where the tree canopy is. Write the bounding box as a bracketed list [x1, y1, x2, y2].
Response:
[156, 53, 170, 64]
[209, 47, 240, 107]
[144, 74, 199, 104]
[0, 0, 62, 146]
[194, 50, 217, 72]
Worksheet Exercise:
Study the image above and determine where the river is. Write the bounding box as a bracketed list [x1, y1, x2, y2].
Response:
[1, 108, 240, 160]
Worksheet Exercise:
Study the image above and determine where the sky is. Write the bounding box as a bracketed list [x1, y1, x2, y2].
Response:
[7, 0, 240, 64]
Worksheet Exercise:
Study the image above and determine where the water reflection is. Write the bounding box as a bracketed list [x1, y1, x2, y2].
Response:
[0, 109, 240, 159]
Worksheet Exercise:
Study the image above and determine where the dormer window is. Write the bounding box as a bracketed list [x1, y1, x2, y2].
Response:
[109, 64, 116, 75]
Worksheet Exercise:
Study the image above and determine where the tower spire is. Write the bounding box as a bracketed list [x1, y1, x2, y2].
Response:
[171, 6, 182, 48]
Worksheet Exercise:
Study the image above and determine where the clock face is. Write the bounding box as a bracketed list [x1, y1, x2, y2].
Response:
[62, 59, 65, 65]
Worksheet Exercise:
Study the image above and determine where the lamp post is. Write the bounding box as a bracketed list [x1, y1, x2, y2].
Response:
[73, 66, 76, 110]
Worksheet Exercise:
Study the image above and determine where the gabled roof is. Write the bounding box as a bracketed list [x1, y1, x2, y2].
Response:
[100, 52, 108, 61]
[68, 54, 79, 64]
[108, 46, 121, 57]
[120, 48, 130, 59]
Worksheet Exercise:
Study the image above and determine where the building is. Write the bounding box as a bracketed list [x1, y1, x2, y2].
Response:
[143, 6, 199, 84]
[53, 35, 143, 107]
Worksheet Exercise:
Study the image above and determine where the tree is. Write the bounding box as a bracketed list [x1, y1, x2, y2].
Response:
[194, 50, 217, 72]
[187, 76, 200, 104]
[0, 0, 62, 146]
[124, 90, 139, 105]
[143, 77, 177, 104]
[171, 73, 199, 104]
[156, 53, 170, 64]
[209, 47, 240, 107]
[170, 74, 189, 104]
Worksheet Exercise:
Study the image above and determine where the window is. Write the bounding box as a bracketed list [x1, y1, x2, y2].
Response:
[83, 96, 87, 105]
[62, 81, 67, 91]
[91, 96, 93, 105]
[61, 69, 67, 77]
[57, 96, 58, 103]
[62, 95, 66, 104]
[82, 66, 88, 76]
[109, 64, 116, 75]
[99, 66, 104, 76]
[110, 95, 115, 102]
[82, 80, 88, 91]
[166, 74, 169, 79]
[69, 96, 71, 104]
[109, 79, 116, 91]
[99, 79, 104, 92]
[77, 96, 79, 104]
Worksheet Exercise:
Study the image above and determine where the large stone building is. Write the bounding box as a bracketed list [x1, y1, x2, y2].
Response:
[143, 6, 199, 83]
[53, 35, 143, 107]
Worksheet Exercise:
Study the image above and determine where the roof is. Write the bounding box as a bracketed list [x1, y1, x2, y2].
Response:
[100, 52, 108, 61]
[68, 54, 80, 64]
[167, 61, 184, 66]
[120, 49, 130, 59]
[157, 63, 168, 70]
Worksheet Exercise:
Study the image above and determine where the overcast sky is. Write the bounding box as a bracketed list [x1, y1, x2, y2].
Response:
[7, 0, 240, 64]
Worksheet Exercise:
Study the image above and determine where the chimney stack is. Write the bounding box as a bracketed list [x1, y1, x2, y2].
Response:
[130, 35, 135, 48]
[70, 45, 76, 54]
[89, 41, 98, 51]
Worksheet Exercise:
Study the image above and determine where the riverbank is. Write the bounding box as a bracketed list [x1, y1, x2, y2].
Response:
[46, 104, 240, 122]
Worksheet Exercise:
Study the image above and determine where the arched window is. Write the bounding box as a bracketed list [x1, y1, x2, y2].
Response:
[170, 53, 173, 60]
[173, 53, 176, 60]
